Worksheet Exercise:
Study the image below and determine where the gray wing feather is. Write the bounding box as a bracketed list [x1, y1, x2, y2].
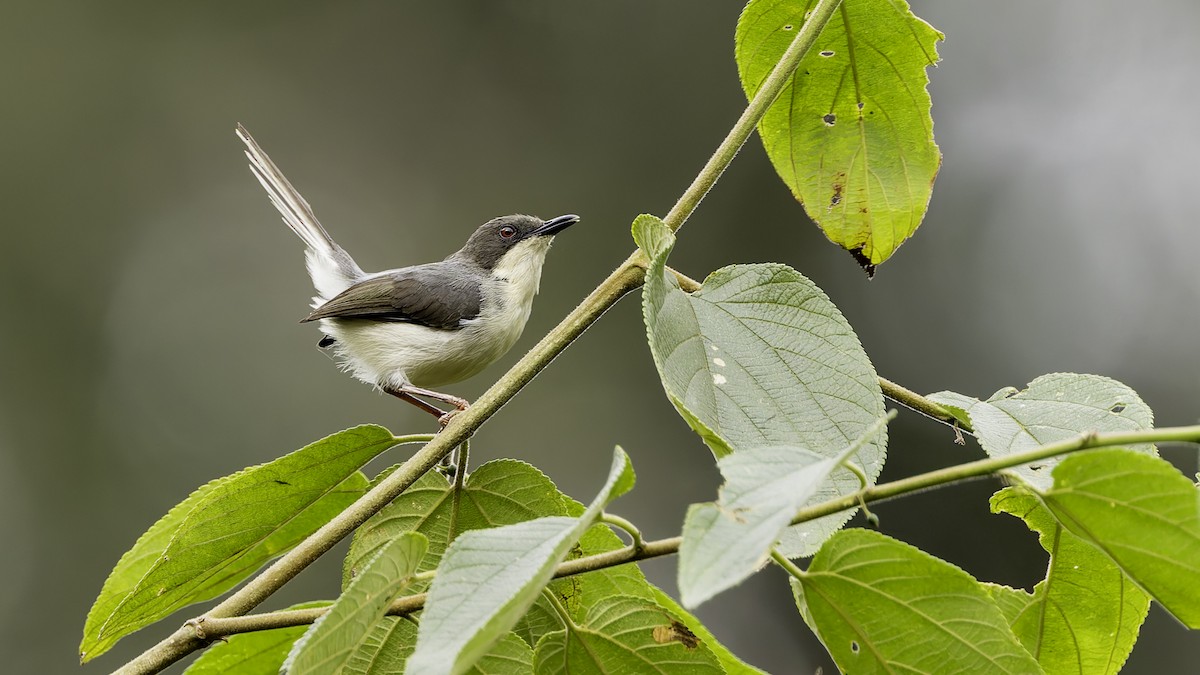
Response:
[301, 264, 482, 330]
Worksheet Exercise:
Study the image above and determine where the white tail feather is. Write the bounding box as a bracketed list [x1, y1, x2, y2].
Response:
[236, 124, 364, 302]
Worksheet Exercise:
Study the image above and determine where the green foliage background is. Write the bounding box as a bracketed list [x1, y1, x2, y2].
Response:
[2, 1, 1199, 673]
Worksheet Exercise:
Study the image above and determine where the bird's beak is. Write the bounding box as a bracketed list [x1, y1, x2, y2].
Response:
[532, 214, 580, 237]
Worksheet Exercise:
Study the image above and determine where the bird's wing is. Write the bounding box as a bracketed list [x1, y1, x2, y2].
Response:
[301, 265, 482, 330]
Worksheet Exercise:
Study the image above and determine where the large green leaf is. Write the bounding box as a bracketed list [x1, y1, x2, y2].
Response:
[988, 487, 1148, 675]
[929, 373, 1154, 490]
[680, 415, 890, 607]
[1037, 449, 1200, 628]
[183, 602, 331, 675]
[81, 425, 397, 661]
[407, 448, 635, 675]
[283, 532, 428, 674]
[736, 0, 943, 271]
[635, 214, 885, 557]
[344, 459, 567, 590]
[794, 529, 1042, 674]
[532, 596, 724, 675]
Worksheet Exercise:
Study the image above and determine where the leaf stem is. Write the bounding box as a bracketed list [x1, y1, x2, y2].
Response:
[878, 377, 969, 432]
[769, 548, 807, 580]
[167, 424, 1200, 643]
[600, 512, 646, 553]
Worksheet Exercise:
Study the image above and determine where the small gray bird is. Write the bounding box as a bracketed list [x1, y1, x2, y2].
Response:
[237, 125, 578, 421]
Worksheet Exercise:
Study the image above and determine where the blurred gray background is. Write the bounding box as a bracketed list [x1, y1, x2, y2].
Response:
[3, 1, 1198, 672]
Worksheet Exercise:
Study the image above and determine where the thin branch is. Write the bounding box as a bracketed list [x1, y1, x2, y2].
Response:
[163, 424, 1200, 643]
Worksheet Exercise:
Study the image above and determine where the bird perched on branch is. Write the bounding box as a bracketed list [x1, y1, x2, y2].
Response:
[237, 125, 579, 424]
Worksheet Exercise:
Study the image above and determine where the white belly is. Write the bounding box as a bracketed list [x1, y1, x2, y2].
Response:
[321, 277, 536, 390]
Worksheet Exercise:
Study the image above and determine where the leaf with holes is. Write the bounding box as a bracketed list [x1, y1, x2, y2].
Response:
[793, 529, 1042, 674]
[929, 373, 1154, 490]
[81, 425, 397, 661]
[635, 214, 885, 557]
[532, 596, 724, 674]
[988, 487, 1148, 675]
[736, 0, 943, 271]
[1037, 449, 1200, 628]
[406, 447, 635, 675]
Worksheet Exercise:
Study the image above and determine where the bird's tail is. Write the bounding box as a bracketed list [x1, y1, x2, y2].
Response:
[237, 124, 363, 303]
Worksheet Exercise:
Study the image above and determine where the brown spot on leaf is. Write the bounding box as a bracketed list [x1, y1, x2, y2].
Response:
[823, 113, 836, 126]
[848, 246, 876, 278]
[652, 621, 701, 649]
[819, 50, 834, 57]
[830, 182, 843, 208]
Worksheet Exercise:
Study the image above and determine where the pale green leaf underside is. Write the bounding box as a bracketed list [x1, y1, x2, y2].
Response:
[82, 425, 395, 661]
[990, 486, 1148, 675]
[532, 596, 724, 674]
[929, 373, 1154, 490]
[183, 602, 331, 675]
[1038, 449, 1200, 628]
[736, 0, 943, 269]
[794, 529, 1042, 674]
[284, 532, 428, 674]
[407, 448, 635, 675]
[680, 416, 887, 608]
[341, 619, 533, 675]
[634, 214, 885, 558]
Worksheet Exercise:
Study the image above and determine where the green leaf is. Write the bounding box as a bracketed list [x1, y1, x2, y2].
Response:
[344, 459, 567, 591]
[990, 487, 1148, 675]
[634, 214, 885, 557]
[1037, 449, 1200, 628]
[680, 415, 890, 607]
[794, 529, 1042, 674]
[342, 619, 533, 675]
[929, 373, 1154, 490]
[183, 602, 331, 675]
[649, 586, 768, 675]
[532, 596, 724, 674]
[407, 448, 635, 675]
[736, 0, 943, 271]
[283, 532, 428, 674]
[81, 425, 395, 661]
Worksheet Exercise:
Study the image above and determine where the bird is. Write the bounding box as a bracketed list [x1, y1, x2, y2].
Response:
[236, 124, 578, 423]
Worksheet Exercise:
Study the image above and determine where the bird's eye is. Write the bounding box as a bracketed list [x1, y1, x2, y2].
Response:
[499, 225, 517, 239]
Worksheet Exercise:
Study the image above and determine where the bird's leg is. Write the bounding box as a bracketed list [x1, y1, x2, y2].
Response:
[384, 386, 448, 419]
[383, 384, 471, 428]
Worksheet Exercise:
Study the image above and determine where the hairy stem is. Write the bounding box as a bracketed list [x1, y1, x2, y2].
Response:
[160, 424, 1200, 643]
